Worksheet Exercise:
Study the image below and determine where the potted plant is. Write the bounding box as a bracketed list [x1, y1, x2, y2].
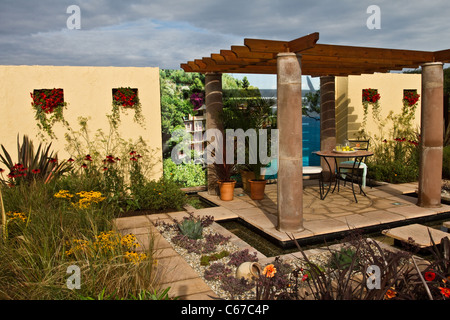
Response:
[247, 136, 268, 200]
[245, 99, 275, 200]
[213, 160, 237, 201]
[222, 96, 275, 199]
[211, 141, 237, 201]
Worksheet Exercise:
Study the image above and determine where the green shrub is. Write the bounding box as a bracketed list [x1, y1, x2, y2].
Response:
[163, 158, 205, 187]
[129, 178, 187, 212]
[200, 250, 230, 266]
[367, 159, 419, 184]
[328, 247, 360, 271]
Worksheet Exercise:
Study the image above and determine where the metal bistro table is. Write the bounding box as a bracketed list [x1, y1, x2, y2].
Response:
[314, 150, 374, 203]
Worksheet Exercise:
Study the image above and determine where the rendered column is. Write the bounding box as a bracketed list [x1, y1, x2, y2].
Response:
[205, 73, 224, 195]
[320, 76, 336, 180]
[418, 62, 444, 207]
[276, 53, 304, 232]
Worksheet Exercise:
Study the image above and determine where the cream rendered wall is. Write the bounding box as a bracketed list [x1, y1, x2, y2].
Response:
[0, 65, 162, 180]
[335, 73, 421, 145]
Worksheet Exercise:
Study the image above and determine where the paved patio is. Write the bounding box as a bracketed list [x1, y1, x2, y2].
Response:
[197, 181, 450, 244]
[114, 181, 450, 299]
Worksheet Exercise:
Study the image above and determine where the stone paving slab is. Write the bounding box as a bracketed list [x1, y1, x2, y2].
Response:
[444, 221, 450, 230]
[382, 224, 450, 248]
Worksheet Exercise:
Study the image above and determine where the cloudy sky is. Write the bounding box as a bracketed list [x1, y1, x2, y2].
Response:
[1, 0, 449, 88]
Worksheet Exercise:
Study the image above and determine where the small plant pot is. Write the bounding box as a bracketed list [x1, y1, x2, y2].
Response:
[218, 180, 236, 201]
[235, 262, 262, 281]
[249, 179, 267, 200]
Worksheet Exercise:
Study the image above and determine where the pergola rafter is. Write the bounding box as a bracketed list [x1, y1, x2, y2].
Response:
[181, 32, 449, 77]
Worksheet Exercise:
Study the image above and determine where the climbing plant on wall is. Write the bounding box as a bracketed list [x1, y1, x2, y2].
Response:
[30, 88, 69, 139]
[110, 87, 145, 128]
[362, 88, 381, 124]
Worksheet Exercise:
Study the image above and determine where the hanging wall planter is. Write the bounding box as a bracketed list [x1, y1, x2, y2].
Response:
[111, 87, 145, 128]
[30, 88, 69, 139]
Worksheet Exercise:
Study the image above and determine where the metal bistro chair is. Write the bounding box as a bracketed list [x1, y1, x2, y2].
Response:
[334, 139, 371, 198]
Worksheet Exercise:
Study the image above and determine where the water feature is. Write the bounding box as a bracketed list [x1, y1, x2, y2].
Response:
[218, 212, 450, 258]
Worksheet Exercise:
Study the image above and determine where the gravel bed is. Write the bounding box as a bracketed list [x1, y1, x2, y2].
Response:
[155, 220, 335, 300]
[155, 216, 414, 300]
[156, 224, 254, 299]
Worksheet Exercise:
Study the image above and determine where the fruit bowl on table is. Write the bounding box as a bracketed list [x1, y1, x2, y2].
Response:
[333, 149, 357, 154]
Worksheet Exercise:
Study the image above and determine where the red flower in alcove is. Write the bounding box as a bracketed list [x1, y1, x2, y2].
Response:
[362, 88, 380, 103]
[403, 90, 420, 107]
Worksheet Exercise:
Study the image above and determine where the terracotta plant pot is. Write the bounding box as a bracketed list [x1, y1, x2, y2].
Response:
[240, 169, 255, 193]
[249, 179, 267, 200]
[218, 180, 236, 201]
[235, 261, 262, 280]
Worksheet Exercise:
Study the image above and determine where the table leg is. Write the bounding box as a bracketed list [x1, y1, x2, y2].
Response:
[319, 156, 333, 200]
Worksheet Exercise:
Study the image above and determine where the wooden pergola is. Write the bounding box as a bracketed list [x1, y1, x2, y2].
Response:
[181, 32, 450, 232]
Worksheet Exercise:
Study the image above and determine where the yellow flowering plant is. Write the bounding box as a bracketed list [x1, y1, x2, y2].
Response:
[65, 230, 148, 265]
[3, 211, 29, 239]
[54, 189, 106, 209]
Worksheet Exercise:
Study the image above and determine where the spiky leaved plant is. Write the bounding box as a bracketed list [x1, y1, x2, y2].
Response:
[177, 218, 204, 240]
[0, 134, 72, 186]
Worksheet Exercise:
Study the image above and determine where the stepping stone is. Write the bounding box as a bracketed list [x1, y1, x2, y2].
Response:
[382, 224, 449, 248]
[443, 221, 450, 232]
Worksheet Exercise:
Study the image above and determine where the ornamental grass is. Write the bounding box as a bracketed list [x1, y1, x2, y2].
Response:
[0, 178, 162, 300]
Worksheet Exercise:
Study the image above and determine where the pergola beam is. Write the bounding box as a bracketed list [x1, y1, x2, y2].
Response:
[288, 32, 320, 52]
[182, 32, 448, 76]
[434, 49, 450, 62]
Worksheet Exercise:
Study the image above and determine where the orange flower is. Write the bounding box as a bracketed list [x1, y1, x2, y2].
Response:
[439, 287, 450, 298]
[384, 288, 397, 299]
[263, 264, 277, 278]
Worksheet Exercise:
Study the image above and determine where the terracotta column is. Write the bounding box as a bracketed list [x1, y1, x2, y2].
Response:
[320, 76, 336, 180]
[418, 62, 444, 207]
[276, 53, 304, 232]
[205, 73, 224, 195]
